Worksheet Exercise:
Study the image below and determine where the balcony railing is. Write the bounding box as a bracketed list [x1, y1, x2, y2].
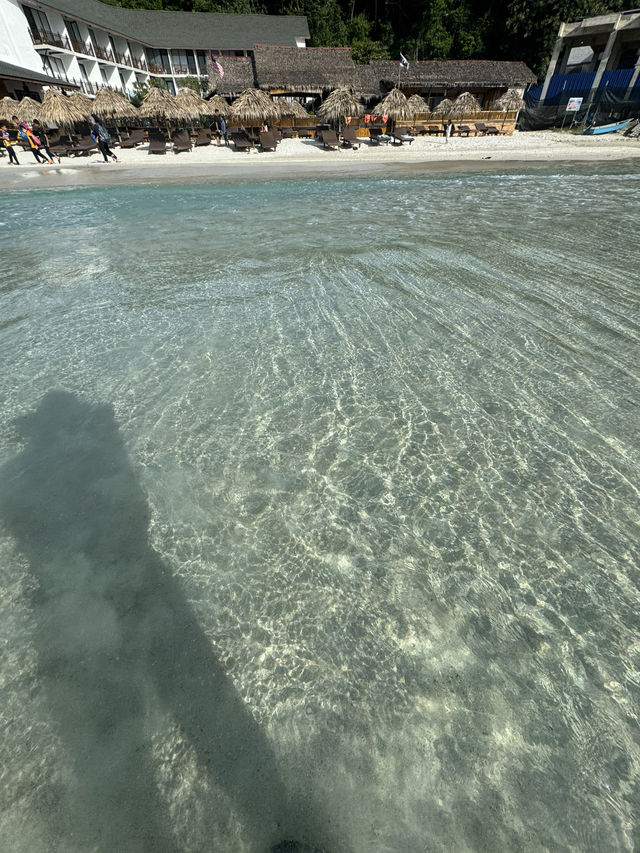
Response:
[147, 61, 169, 75]
[92, 44, 115, 62]
[30, 28, 73, 52]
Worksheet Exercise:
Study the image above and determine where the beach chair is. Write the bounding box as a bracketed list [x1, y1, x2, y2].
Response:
[341, 126, 361, 149]
[368, 127, 391, 145]
[229, 130, 252, 152]
[148, 130, 167, 154]
[67, 136, 98, 157]
[120, 129, 145, 148]
[258, 131, 277, 151]
[172, 129, 192, 154]
[474, 122, 499, 136]
[194, 127, 212, 146]
[425, 124, 444, 135]
[50, 134, 73, 157]
[456, 125, 473, 136]
[320, 130, 340, 150]
[392, 132, 414, 145]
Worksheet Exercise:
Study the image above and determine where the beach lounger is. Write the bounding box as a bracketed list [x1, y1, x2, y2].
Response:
[120, 129, 145, 148]
[172, 129, 192, 153]
[456, 125, 473, 136]
[474, 122, 499, 136]
[230, 131, 252, 152]
[368, 127, 391, 145]
[320, 130, 340, 150]
[67, 136, 98, 157]
[392, 132, 414, 145]
[194, 128, 212, 146]
[425, 124, 444, 135]
[148, 130, 167, 154]
[341, 126, 361, 148]
[258, 130, 277, 151]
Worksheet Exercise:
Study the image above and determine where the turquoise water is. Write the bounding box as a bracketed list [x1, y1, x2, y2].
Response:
[0, 168, 639, 853]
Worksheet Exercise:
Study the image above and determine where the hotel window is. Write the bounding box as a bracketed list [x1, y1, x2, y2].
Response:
[87, 28, 99, 52]
[78, 62, 90, 83]
[119, 71, 127, 90]
[196, 50, 208, 74]
[63, 18, 81, 43]
[22, 5, 50, 36]
[100, 67, 110, 85]
[42, 55, 65, 78]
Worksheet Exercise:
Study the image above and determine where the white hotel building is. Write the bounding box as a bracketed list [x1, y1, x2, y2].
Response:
[0, 0, 309, 99]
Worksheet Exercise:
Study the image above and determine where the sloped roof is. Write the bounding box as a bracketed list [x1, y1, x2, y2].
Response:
[38, 0, 309, 50]
[252, 45, 358, 93]
[0, 59, 80, 89]
[206, 56, 256, 97]
[357, 60, 537, 96]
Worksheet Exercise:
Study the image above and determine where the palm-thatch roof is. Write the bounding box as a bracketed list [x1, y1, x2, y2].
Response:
[39, 90, 86, 129]
[492, 88, 526, 111]
[138, 87, 183, 121]
[316, 87, 363, 124]
[274, 99, 309, 118]
[206, 94, 231, 115]
[356, 60, 536, 99]
[229, 88, 279, 124]
[407, 94, 430, 115]
[372, 87, 413, 120]
[69, 91, 94, 113]
[253, 45, 358, 95]
[93, 87, 139, 120]
[449, 91, 483, 117]
[0, 96, 19, 122]
[432, 97, 454, 116]
[174, 87, 210, 121]
[15, 96, 43, 123]
[206, 56, 255, 97]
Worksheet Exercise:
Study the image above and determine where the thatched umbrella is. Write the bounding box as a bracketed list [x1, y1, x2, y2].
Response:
[39, 89, 86, 131]
[0, 96, 19, 122]
[407, 94, 430, 116]
[432, 97, 454, 116]
[175, 87, 210, 122]
[15, 96, 43, 123]
[228, 88, 279, 127]
[206, 94, 230, 116]
[449, 91, 482, 118]
[371, 87, 413, 133]
[492, 88, 526, 129]
[69, 91, 93, 113]
[316, 87, 363, 130]
[92, 88, 139, 141]
[138, 86, 183, 138]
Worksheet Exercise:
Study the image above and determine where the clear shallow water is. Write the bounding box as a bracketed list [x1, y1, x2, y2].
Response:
[0, 168, 639, 853]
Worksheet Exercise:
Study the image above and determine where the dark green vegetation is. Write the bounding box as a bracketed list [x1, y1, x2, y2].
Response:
[104, 0, 630, 76]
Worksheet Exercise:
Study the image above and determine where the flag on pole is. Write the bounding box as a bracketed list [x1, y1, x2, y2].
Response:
[209, 53, 224, 78]
[399, 53, 409, 71]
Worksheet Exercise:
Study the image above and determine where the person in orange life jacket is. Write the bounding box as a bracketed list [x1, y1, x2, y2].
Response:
[1, 125, 20, 164]
[32, 119, 61, 163]
[12, 116, 52, 164]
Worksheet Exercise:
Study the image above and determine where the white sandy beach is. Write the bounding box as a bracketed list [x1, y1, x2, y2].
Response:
[1, 129, 638, 189]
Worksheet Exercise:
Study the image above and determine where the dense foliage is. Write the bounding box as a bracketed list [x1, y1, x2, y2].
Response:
[103, 0, 630, 76]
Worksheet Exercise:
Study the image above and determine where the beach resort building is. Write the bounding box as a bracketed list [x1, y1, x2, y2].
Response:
[0, 0, 309, 99]
[529, 9, 640, 124]
[208, 45, 536, 106]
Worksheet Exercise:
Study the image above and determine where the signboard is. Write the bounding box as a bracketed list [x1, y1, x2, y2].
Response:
[566, 97, 583, 112]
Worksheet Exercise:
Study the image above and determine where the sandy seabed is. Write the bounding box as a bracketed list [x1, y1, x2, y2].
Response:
[1, 129, 638, 190]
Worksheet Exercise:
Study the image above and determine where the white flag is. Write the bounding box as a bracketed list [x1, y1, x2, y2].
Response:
[399, 53, 409, 71]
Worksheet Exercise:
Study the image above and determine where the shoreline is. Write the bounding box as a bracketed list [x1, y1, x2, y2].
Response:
[0, 131, 638, 190]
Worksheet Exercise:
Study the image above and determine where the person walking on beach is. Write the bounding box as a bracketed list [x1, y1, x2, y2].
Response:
[210, 110, 226, 146]
[1, 125, 20, 165]
[445, 119, 454, 143]
[32, 119, 61, 163]
[12, 115, 52, 164]
[90, 116, 118, 163]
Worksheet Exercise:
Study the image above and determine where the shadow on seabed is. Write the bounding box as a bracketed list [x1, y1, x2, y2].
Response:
[0, 390, 331, 853]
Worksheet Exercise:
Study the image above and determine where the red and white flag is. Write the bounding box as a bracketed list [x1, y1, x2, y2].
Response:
[209, 54, 224, 78]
